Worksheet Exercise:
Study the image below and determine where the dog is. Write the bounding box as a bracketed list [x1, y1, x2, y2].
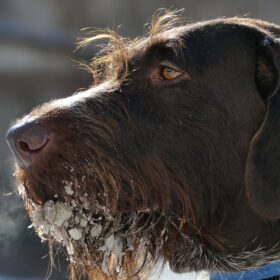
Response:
[6, 10, 280, 280]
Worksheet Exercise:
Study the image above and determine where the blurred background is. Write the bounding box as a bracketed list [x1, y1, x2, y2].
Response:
[1, 1, 280, 279]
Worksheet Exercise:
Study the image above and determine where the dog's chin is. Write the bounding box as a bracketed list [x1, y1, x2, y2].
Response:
[17, 178, 170, 279]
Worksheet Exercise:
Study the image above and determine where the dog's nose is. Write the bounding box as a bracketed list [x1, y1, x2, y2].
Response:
[6, 122, 49, 168]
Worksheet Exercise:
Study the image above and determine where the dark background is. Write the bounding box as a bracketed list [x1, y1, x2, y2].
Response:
[1, 1, 280, 279]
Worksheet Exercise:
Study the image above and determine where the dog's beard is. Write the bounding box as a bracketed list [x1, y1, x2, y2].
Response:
[18, 178, 170, 280]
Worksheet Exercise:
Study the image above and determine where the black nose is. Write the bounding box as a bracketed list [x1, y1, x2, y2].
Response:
[6, 122, 49, 168]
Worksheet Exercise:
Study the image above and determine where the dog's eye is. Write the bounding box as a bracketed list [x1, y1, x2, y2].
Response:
[160, 66, 182, 80]
[151, 63, 186, 84]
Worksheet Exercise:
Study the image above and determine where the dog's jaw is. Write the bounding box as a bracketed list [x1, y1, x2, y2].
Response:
[19, 181, 167, 279]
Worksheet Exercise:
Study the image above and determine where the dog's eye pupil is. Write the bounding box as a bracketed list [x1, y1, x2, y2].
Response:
[161, 67, 182, 80]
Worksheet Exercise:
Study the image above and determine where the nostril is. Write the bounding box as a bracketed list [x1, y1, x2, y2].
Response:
[19, 141, 31, 153]
[6, 122, 50, 168]
[18, 138, 49, 153]
[18, 134, 49, 153]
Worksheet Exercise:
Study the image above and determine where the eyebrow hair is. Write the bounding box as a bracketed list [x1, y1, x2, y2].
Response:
[76, 9, 186, 86]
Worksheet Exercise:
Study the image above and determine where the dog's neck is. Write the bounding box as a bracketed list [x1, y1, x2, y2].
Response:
[169, 235, 280, 274]
[210, 260, 280, 280]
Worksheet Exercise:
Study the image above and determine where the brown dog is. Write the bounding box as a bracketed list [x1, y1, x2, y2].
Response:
[6, 11, 280, 280]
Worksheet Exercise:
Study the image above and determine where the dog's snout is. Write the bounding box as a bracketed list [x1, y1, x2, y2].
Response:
[6, 122, 49, 168]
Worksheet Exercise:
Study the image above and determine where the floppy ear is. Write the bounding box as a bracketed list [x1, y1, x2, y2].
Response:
[246, 36, 280, 220]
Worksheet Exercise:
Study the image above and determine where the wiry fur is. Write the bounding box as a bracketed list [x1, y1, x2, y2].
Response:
[9, 9, 280, 280]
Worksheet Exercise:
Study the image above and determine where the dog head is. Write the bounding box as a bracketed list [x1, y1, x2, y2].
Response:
[7, 11, 280, 279]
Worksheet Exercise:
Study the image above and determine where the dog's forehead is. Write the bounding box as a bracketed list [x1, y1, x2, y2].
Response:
[136, 20, 244, 62]
[23, 19, 251, 123]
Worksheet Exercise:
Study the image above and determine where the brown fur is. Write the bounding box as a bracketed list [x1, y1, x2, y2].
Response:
[9, 9, 280, 280]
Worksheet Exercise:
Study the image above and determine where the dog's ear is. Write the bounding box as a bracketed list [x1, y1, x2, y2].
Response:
[246, 36, 280, 220]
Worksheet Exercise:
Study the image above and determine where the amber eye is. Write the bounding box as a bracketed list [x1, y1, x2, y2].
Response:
[160, 66, 182, 80]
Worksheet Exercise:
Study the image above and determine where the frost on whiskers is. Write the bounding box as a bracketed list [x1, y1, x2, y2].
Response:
[21, 181, 162, 280]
